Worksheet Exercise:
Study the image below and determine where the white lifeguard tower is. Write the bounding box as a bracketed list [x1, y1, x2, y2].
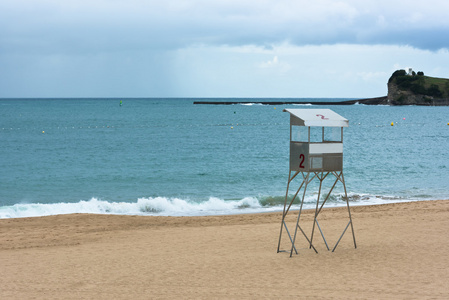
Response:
[277, 108, 356, 257]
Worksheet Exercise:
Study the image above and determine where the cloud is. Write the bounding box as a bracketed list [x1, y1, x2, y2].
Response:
[1, 0, 448, 54]
[259, 56, 280, 68]
[1, 0, 449, 97]
[356, 71, 388, 82]
[258, 56, 291, 74]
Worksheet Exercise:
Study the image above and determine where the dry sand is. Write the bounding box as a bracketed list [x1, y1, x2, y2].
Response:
[1, 200, 449, 299]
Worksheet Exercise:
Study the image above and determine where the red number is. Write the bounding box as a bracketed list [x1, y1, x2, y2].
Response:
[299, 154, 305, 169]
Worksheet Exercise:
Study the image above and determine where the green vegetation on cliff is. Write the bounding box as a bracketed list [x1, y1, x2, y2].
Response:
[388, 70, 449, 102]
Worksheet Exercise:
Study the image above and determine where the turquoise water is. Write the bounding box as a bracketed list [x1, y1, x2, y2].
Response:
[1, 98, 448, 218]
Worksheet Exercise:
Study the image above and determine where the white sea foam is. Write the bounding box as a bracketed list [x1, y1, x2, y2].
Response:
[0, 193, 420, 219]
[0, 197, 273, 219]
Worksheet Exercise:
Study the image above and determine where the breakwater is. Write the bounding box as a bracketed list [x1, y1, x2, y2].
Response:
[193, 96, 388, 105]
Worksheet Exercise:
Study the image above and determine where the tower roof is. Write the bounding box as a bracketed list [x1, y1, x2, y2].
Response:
[283, 108, 348, 127]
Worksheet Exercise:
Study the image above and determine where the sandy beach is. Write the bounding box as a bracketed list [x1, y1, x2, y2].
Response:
[1, 200, 448, 299]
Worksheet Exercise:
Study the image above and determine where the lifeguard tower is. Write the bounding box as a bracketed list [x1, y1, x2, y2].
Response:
[277, 108, 356, 257]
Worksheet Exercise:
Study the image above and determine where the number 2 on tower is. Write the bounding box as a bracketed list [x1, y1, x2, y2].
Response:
[299, 154, 305, 169]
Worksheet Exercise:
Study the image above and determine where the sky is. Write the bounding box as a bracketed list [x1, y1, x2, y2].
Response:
[1, 0, 449, 98]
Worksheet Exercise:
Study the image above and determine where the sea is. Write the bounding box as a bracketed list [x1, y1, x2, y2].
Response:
[1, 98, 448, 219]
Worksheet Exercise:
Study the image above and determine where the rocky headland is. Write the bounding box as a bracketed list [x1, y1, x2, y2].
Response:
[385, 69, 449, 105]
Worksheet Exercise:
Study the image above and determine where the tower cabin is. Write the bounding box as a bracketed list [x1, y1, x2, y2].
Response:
[283, 109, 348, 173]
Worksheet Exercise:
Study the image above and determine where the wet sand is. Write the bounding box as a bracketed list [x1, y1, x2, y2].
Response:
[1, 200, 448, 299]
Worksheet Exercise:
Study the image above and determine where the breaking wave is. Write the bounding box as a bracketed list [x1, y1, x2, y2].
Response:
[0, 192, 420, 219]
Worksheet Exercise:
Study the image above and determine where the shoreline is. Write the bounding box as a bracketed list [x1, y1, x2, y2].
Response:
[1, 200, 449, 299]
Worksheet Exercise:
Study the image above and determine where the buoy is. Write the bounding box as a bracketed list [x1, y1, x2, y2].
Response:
[391, 122, 394, 126]
[403, 118, 406, 120]
[274, 107, 276, 109]
[231, 126, 234, 129]
[42, 131, 45, 134]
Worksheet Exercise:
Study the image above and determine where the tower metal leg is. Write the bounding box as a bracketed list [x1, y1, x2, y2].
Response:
[309, 172, 324, 249]
[277, 171, 293, 253]
[341, 172, 356, 250]
[290, 173, 311, 257]
[278, 170, 301, 253]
